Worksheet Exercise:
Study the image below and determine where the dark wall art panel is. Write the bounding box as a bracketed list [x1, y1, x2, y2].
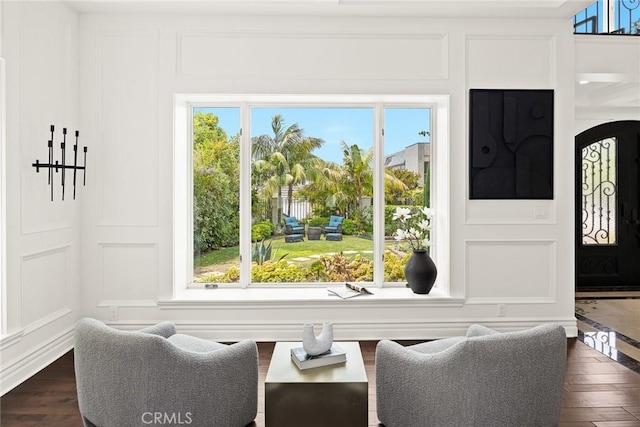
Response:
[469, 89, 554, 200]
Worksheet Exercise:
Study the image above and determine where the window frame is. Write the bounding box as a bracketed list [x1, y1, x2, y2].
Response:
[174, 94, 450, 296]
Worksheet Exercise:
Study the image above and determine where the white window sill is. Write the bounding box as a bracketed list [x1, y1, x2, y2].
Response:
[158, 286, 463, 309]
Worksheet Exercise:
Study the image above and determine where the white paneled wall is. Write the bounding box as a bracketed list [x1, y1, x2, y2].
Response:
[78, 14, 577, 339]
[466, 35, 556, 87]
[97, 243, 158, 306]
[1, 1, 80, 395]
[20, 246, 71, 328]
[178, 32, 448, 81]
[464, 240, 556, 303]
[96, 31, 159, 227]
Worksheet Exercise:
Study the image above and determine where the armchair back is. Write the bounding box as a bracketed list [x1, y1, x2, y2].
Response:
[376, 323, 567, 427]
[74, 318, 258, 427]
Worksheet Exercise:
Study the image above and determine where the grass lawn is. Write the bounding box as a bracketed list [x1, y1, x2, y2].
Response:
[194, 234, 379, 272]
[194, 246, 239, 269]
[271, 235, 374, 260]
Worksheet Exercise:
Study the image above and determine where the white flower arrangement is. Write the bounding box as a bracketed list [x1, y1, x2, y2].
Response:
[392, 206, 434, 251]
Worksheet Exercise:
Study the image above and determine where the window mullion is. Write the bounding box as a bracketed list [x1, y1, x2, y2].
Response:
[240, 102, 252, 288]
[373, 103, 385, 287]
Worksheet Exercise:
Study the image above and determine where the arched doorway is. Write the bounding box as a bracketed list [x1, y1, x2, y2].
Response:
[576, 120, 640, 291]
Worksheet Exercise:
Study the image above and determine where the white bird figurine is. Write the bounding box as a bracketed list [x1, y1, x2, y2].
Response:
[302, 322, 333, 356]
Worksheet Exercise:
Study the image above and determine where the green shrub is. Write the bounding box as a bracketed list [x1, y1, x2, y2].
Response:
[341, 219, 356, 235]
[194, 274, 214, 283]
[251, 221, 274, 242]
[407, 188, 426, 206]
[251, 260, 312, 282]
[221, 266, 240, 283]
[194, 170, 239, 252]
[193, 119, 240, 254]
[195, 266, 240, 284]
[385, 205, 399, 235]
[384, 249, 409, 282]
[307, 217, 328, 227]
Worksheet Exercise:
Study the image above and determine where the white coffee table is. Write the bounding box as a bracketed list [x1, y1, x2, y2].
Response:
[265, 341, 368, 427]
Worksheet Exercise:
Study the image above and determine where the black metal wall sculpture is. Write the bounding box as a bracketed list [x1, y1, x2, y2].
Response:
[469, 89, 554, 199]
[32, 125, 87, 201]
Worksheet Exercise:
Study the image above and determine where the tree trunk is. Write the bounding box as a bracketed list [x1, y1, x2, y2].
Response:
[287, 184, 293, 216]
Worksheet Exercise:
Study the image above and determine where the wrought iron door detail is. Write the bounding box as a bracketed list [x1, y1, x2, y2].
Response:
[576, 120, 640, 289]
[579, 256, 618, 275]
[582, 137, 617, 245]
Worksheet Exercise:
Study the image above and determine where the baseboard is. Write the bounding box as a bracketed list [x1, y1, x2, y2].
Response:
[0, 326, 75, 396]
[576, 286, 640, 292]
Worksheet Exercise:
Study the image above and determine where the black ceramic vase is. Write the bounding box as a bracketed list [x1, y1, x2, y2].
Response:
[404, 249, 437, 294]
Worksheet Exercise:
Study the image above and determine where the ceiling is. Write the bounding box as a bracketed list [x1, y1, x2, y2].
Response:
[575, 68, 640, 111]
[577, 81, 640, 108]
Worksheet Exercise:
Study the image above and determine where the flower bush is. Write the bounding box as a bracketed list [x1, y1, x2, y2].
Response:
[318, 252, 373, 282]
[195, 266, 240, 284]
[392, 206, 434, 251]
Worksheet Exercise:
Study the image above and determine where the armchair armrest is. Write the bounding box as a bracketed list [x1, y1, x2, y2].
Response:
[139, 321, 176, 338]
[284, 224, 305, 235]
[323, 223, 342, 233]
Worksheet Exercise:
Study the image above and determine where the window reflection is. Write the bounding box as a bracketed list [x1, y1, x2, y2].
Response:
[583, 331, 618, 359]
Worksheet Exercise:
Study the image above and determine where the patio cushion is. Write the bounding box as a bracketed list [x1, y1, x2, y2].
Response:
[284, 217, 300, 226]
[328, 215, 343, 227]
[285, 234, 304, 243]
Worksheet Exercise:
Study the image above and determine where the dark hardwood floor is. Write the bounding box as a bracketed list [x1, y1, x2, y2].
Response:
[2, 339, 640, 426]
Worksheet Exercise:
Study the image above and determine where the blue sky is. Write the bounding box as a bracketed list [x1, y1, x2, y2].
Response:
[196, 106, 430, 164]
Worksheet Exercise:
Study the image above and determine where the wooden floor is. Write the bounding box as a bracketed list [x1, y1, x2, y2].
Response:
[1, 339, 640, 426]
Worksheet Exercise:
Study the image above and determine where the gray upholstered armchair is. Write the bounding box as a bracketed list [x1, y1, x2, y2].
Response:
[376, 323, 567, 427]
[74, 318, 258, 427]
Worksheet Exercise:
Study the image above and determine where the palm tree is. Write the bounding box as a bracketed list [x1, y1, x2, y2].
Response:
[339, 143, 373, 227]
[252, 115, 324, 224]
[309, 142, 406, 233]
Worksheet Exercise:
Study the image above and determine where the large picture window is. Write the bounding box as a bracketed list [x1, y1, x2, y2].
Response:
[175, 95, 448, 291]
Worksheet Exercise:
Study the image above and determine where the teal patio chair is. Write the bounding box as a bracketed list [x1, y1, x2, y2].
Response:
[283, 216, 305, 236]
[323, 215, 343, 240]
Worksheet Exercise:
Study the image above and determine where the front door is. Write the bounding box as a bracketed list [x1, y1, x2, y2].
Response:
[576, 120, 640, 290]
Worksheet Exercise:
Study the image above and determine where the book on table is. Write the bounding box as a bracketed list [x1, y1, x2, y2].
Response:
[327, 283, 373, 299]
[290, 345, 347, 370]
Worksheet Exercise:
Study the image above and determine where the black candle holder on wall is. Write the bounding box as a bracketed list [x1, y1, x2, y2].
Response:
[32, 125, 88, 201]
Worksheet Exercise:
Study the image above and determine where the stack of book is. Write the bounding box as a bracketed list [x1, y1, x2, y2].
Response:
[290, 345, 347, 370]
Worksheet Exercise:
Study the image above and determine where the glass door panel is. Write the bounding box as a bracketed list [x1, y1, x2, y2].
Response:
[581, 137, 617, 245]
